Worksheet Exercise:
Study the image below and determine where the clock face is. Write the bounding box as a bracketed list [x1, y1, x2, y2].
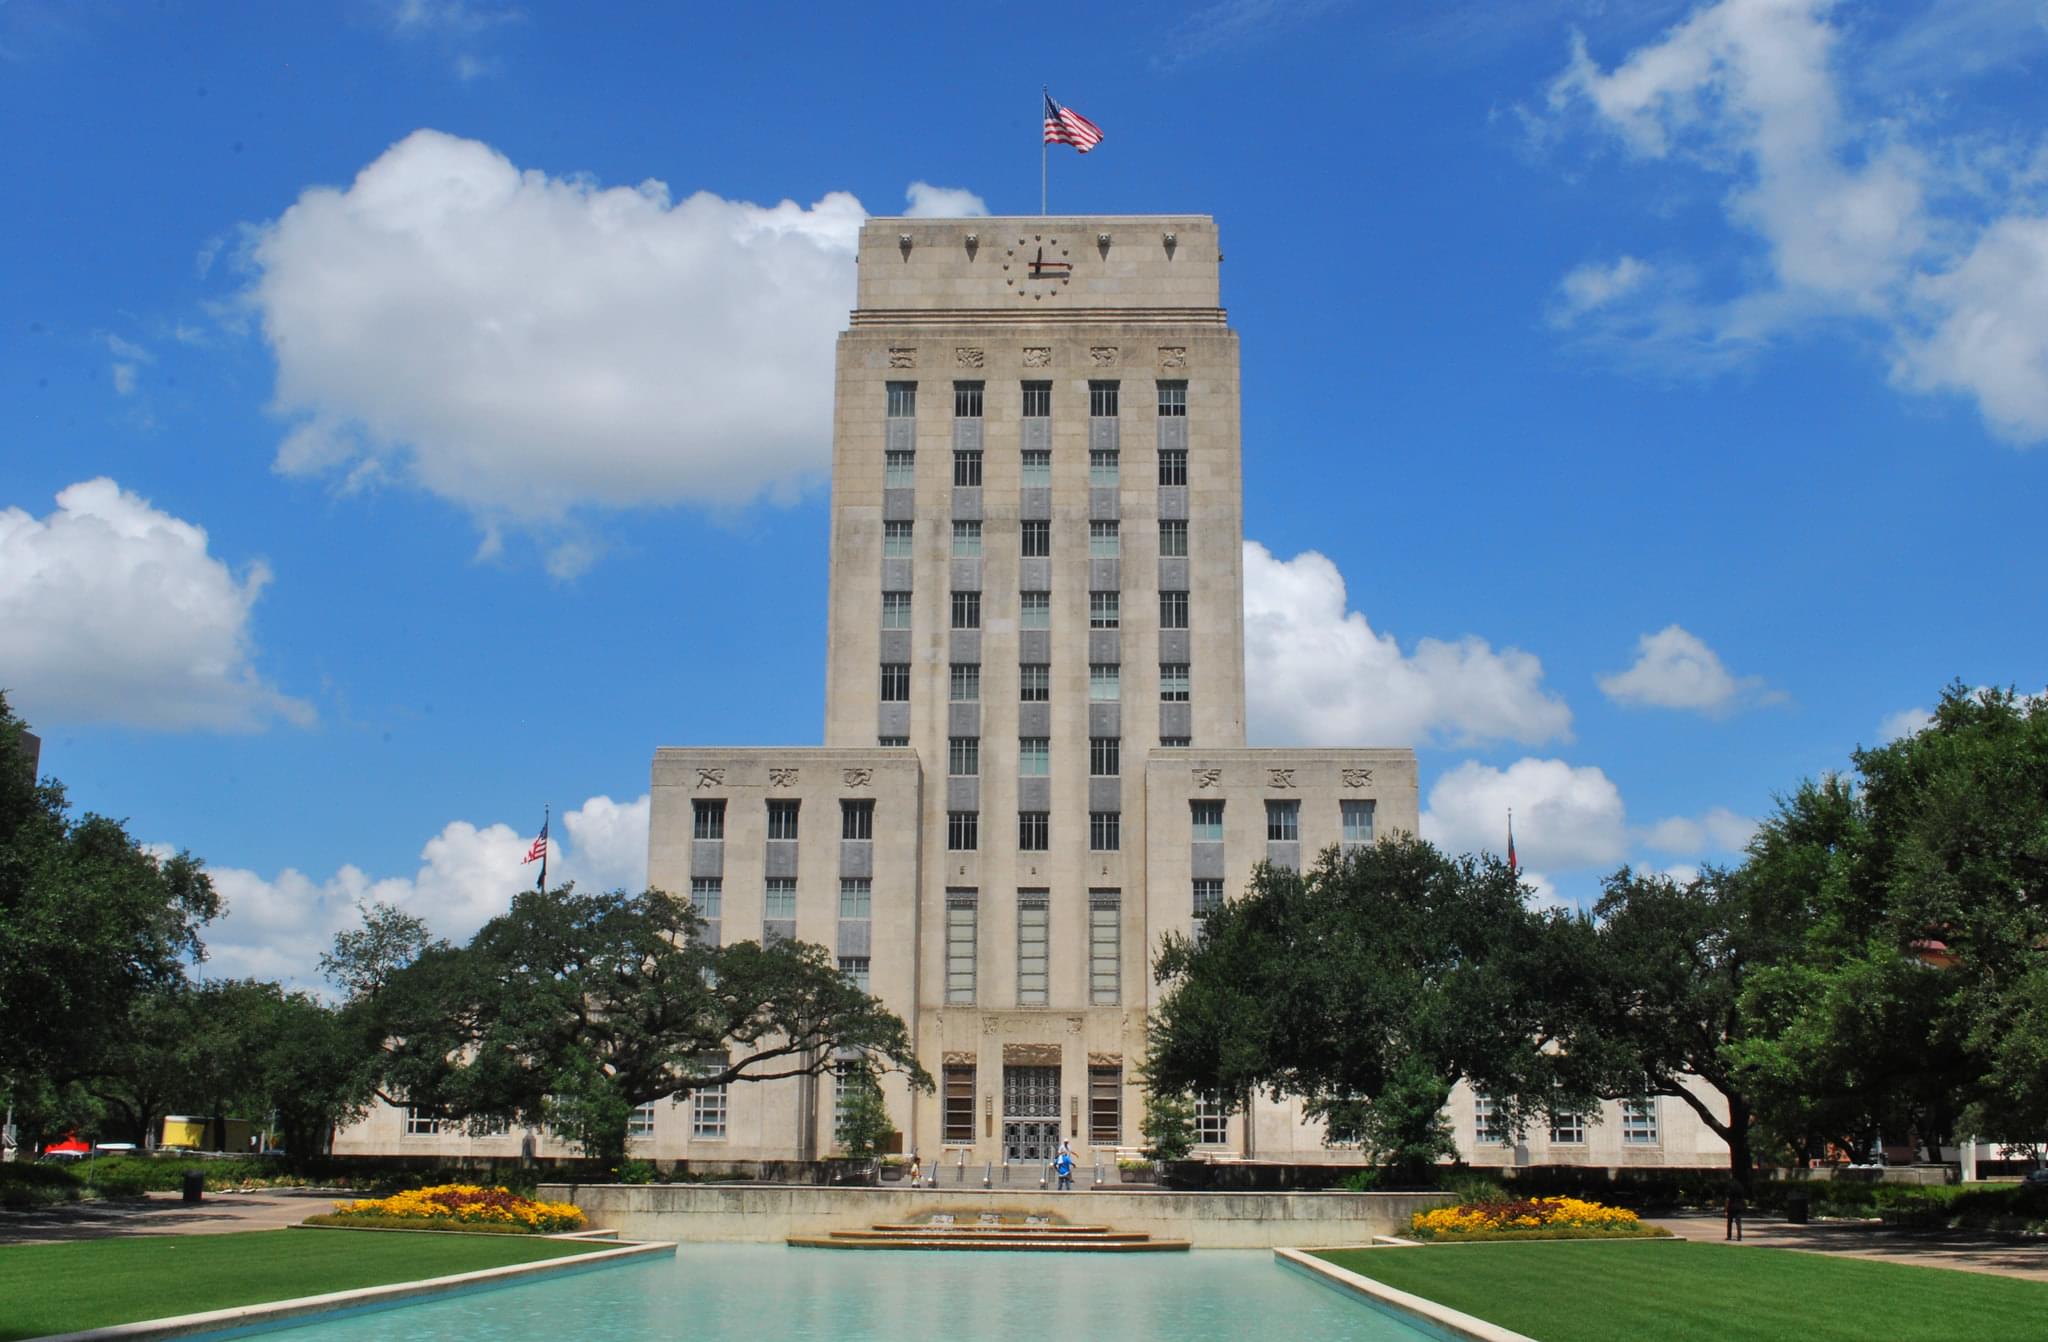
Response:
[1004, 236, 1072, 299]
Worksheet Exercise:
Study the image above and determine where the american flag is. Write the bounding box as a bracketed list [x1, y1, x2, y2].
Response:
[1044, 92, 1104, 153]
[522, 817, 548, 865]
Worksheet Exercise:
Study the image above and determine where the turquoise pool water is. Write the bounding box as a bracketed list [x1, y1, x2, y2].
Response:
[227, 1246, 1443, 1341]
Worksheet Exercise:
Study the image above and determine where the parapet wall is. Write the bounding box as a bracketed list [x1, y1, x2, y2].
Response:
[542, 1182, 1451, 1249]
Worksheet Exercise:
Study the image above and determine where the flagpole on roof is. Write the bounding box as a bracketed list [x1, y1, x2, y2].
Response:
[538, 804, 549, 892]
[1041, 86, 1048, 216]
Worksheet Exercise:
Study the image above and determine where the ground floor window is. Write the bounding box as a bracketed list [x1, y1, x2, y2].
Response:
[1550, 1110, 1586, 1144]
[1089, 1066, 1122, 1146]
[1622, 1098, 1659, 1144]
[1473, 1093, 1509, 1145]
[628, 1101, 657, 1139]
[403, 1106, 444, 1137]
[943, 1065, 976, 1144]
[692, 1086, 727, 1140]
[1194, 1092, 1229, 1146]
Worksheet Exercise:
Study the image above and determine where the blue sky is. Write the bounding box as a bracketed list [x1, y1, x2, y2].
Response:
[4, 0, 2044, 983]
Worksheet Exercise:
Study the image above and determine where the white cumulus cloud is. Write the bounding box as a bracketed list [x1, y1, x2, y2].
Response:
[1550, 255, 1652, 326]
[1877, 704, 1934, 742]
[1421, 757, 1629, 871]
[1640, 806, 1757, 856]
[1546, 0, 2048, 443]
[0, 479, 310, 731]
[1597, 624, 1776, 715]
[194, 793, 650, 989]
[1242, 540, 1573, 748]
[244, 129, 987, 560]
[903, 182, 990, 218]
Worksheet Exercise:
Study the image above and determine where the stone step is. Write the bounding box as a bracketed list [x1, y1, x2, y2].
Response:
[788, 1234, 1191, 1253]
[830, 1228, 1150, 1242]
[867, 1223, 1117, 1235]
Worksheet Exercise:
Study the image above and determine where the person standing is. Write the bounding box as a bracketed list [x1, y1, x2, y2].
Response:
[1725, 1181, 1747, 1241]
[1054, 1141, 1075, 1192]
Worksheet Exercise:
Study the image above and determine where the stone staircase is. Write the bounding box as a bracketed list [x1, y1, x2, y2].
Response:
[789, 1212, 1190, 1252]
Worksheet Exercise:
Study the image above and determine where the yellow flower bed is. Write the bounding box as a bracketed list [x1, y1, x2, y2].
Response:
[1413, 1195, 1641, 1238]
[333, 1183, 585, 1233]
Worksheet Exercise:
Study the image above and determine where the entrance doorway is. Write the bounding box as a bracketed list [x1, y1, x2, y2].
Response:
[1001, 1065, 1060, 1161]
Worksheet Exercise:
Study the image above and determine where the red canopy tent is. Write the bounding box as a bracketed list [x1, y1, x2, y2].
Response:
[43, 1136, 92, 1157]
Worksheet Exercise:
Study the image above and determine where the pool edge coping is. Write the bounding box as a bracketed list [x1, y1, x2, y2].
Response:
[1273, 1246, 1539, 1342]
[27, 1238, 677, 1342]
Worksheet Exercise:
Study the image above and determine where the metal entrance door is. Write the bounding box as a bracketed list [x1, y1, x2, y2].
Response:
[1002, 1065, 1060, 1161]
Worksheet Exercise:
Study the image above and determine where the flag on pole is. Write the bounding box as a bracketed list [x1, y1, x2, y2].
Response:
[1043, 91, 1104, 153]
[523, 809, 549, 891]
[1507, 810, 1518, 874]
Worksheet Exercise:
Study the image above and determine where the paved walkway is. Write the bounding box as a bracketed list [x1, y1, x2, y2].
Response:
[0, 1188, 343, 1245]
[1648, 1210, 2048, 1283]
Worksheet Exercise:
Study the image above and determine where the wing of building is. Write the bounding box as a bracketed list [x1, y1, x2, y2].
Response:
[334, 214, 1727, 1174]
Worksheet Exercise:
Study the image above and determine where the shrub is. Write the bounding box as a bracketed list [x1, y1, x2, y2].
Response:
[0, 1164, 83, 1209]
[1338, 1168, 1381, 1192]
[1412, 1195, 1658, 1240]
[616, 1159, 655, 1185]
[328, 1183, 584, 1233]
[1440, 1172, 1508, 1204]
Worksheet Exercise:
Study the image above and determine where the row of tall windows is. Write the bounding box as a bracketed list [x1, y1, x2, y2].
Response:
[681, 875, 876, 923]
[936, 1064, 1126, 1147]
[939, 736, 1130, 778]
[1469, 1096, 1650, 1146]
[888, 380, 1189, 418]
[941, 888, 1123, 1007]
[620, 1089, 728, 1142]
[1183, 799, 1377, 844]
[886, 661, 1191, 705]
[691, 798, 880, 842]
[884, 587, 1193, 633]
[943, 807, 1123, 852]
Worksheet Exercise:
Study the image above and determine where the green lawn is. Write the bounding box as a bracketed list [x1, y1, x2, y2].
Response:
[0, 1230, 619, 1341]
[1315, 1241, 2048, 1342]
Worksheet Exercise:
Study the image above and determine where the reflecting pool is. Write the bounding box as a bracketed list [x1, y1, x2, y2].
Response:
[224, 1245, 1443, 1341]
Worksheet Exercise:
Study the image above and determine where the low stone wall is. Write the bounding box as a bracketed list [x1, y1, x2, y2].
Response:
[540, 1182, 1453, 1249]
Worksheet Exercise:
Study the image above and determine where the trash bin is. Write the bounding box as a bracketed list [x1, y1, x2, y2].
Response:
[1785, 1190, 1809, 1224]
[181, 1169, 204, 1204]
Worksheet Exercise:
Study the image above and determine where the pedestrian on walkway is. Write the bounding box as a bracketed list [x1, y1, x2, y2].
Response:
[1055, 1141, 1075, 1192]
[1725, 1180, 1746, 1241]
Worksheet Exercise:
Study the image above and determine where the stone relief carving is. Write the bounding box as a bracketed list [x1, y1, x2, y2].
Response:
[1088, 1051, 1123, 1068]
[768, 767, 800, 788]
[1066, 1015, 1084, 1034]
[1267, 768, 1297, 789]
[1342, 768, 1374, 788]
[887, 346, 916, 369]
[1022, 346, 1052, 367]
[1004, 1042, 1063, 1066]
[1088, 345, 1118, 367]
[954, 347, 984, 369]
[842, 767, 874, 788]
[943, 1051, 976, 1067]
[1192, 767, 1222, 789]
[694, 768, 725, 789]
[1158, 346, 1187, 369]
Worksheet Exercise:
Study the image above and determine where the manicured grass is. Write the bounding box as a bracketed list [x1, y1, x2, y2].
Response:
[0, 1229, 617, 1341]
[1316, 1240, 2048, 1342]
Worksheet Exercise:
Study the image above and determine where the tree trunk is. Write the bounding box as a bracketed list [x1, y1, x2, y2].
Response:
[1725, 1094, 1754, 1190]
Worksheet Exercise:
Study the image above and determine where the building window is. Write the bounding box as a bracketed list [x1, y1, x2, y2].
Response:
[1019, 738, 1050, 776]
[839, 878, 872, 920]
[881, 591, 912, 629]
[883, 519, 913, 555]
[1266, 800, 1299, 842]
[691, 1086, 728, 1140]
[945, 892, 977, 1004]
[1089, 890, 1121, 1005]
[841, 801, 874, 841]
[1021, 591, 1050, 630]
[767, 800, 800, 841]
[947, 811, 979, 851]
[950, 663, 981, 702]
[1021, 449, 1051, 487]
[1550, 1110, 1587, 1145]
[1195, 1093, 1229, 1146]
[1160, 736, 1191, 747]
[1192, 878, 1223, 923]
[951, 591, 981, 629]
[1159, 519, 1188, 557]
[692, 799, 725, 841]
[628, 1101, 658, 1139]
[1089, 520, 1120, 557]
[765, 879, 796, 921]
[1090, 736, 1121, 777]
[1160, 663, 1190, 701]
[1089, 380, 1119, 417]
[885, 450, 915, 488]
[1018, 811, 1049, 852]
[886, 381, 916, 417]
[944, 1064, 976, 1143]
[1341, 800, 1376, 846]
[1160, 591, 1190, 629]
[838, 956, 870, 992]
[403, 1105, 445, 1136]
[1622, 1099, 1659, 1144]
[1019, 664, 1050, 702]
[1089, 591, 1119, 629]
[1090, 449, 1119, 486]
[1157, 381, 1187, 416]
[1474, 1093, 1508, 1145]
[1159, 448, 1187, 487]
[878, 736, 908, 747]
[953, 451, 983, 488]
[954, 381, 983, 418]
[832, 1064, 864, 1147]
[1017, 891, 1049, 1005]
[1090, 811, 1121, 852]
[952, 520, 982, 556]
[1021, 519, 1050, 557]
[880, 663, 910, 701]
[1021, 381, 1051, 417]
[948, 736, 980, 776]
[690, 877, 722, 919]
[1089, 1066, 1122, 1146]
[1089, 663, 1120, 702]
[1191, 800, 1224, 841]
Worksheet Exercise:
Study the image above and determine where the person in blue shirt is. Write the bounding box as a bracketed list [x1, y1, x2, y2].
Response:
[1054, 1140, 1075, 1191]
